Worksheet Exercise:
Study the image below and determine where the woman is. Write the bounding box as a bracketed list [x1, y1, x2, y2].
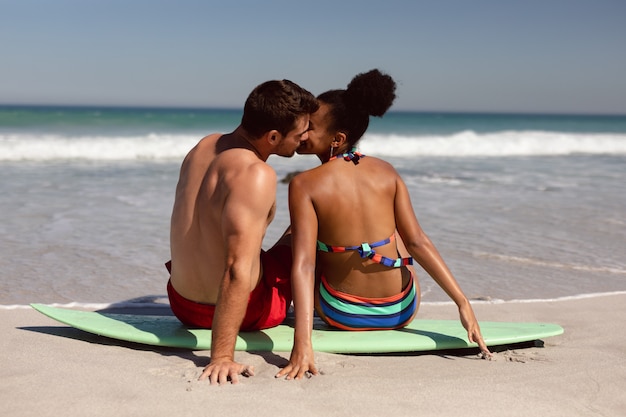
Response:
[277, 69, 491, 380]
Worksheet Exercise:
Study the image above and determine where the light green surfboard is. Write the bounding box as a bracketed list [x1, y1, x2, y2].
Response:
[31, 304, 563, 353]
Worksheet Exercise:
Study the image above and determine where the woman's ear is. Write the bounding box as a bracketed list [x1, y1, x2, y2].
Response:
[333, 131, 347, 147]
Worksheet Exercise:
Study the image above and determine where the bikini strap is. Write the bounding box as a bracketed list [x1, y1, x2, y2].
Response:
[329, 147, 365, 165]
[317, 234, 414, 268]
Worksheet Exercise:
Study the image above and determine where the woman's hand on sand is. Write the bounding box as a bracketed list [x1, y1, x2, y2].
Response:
[276, 345, 318, 380]
[198, 358, 255, 385]
[458, 302, 493, 359]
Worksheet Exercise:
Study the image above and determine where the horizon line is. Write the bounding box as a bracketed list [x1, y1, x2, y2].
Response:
[1, 103, 625, 118]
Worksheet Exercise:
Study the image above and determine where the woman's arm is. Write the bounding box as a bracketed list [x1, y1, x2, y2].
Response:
[276, 176, 320, 379]
[394, 177, 491, 356]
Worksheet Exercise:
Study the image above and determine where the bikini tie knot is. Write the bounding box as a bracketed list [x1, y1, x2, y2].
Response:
[342, 151, 361, 165]
[357, 242, 375, 259]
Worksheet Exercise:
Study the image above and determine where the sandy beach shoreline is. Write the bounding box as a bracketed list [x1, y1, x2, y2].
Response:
[2, 293, 624, 417]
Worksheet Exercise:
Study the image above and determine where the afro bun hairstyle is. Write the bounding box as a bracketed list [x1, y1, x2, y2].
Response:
[344, 69, 396, 117]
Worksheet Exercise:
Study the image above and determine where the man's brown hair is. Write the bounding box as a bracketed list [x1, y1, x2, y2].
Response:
[242, 79, 319, 138]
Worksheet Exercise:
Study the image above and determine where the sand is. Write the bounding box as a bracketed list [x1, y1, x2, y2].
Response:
[2, 293, 625, 417]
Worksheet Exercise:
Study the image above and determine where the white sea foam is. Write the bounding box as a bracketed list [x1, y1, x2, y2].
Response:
[475, 253, 626, 275]
[0, 133, 199, 161]
[2, 130, 626, 161]
[361, 130, 626, 157]
[415, 291, 626, 306]
[1, 296, 171, 310]
[5, 291, 626, 310]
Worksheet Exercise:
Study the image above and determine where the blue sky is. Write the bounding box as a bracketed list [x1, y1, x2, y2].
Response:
[1, 0, 625, 114]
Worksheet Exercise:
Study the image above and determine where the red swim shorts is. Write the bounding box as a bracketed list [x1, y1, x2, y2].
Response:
[166, 244, 292, 331]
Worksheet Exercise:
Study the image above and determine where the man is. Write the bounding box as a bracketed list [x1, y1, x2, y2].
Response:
[167, 79, 318, 384]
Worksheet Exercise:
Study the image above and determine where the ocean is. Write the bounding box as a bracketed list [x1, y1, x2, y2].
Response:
[1, 105, 625, 308]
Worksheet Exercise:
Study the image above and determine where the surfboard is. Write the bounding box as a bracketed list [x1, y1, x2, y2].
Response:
[31, 304, 563, 353]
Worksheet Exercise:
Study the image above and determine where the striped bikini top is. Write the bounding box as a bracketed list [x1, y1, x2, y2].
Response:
[317, 148, 414, 268]
[317, 233, 413, 268]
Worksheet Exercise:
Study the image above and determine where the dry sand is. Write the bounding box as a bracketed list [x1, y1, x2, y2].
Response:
[2, 293, 625, 417]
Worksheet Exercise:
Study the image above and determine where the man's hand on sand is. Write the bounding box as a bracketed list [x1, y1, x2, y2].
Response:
[199, 358, 254, 385]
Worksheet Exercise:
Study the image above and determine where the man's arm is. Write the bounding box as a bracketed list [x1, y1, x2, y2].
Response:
[199, 163, 277, 384]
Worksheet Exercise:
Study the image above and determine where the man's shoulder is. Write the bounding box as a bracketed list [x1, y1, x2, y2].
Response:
[214, 151, 275, 185]
[184, 133, 221, 159]
[223, 159, 276, 209]
[244, 158, 277, 181]
[198, 133, 223, 147]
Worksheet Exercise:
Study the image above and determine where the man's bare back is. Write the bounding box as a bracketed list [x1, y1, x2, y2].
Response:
[169, 131, 276, 304]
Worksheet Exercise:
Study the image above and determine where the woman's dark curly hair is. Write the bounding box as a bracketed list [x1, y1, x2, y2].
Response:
[318, 69, 396, 148]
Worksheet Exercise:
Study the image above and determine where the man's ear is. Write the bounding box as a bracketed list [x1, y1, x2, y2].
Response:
[265, 129, 282, 145]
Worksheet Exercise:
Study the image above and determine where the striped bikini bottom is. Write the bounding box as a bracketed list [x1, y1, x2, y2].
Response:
[317, 272, 417, 331]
